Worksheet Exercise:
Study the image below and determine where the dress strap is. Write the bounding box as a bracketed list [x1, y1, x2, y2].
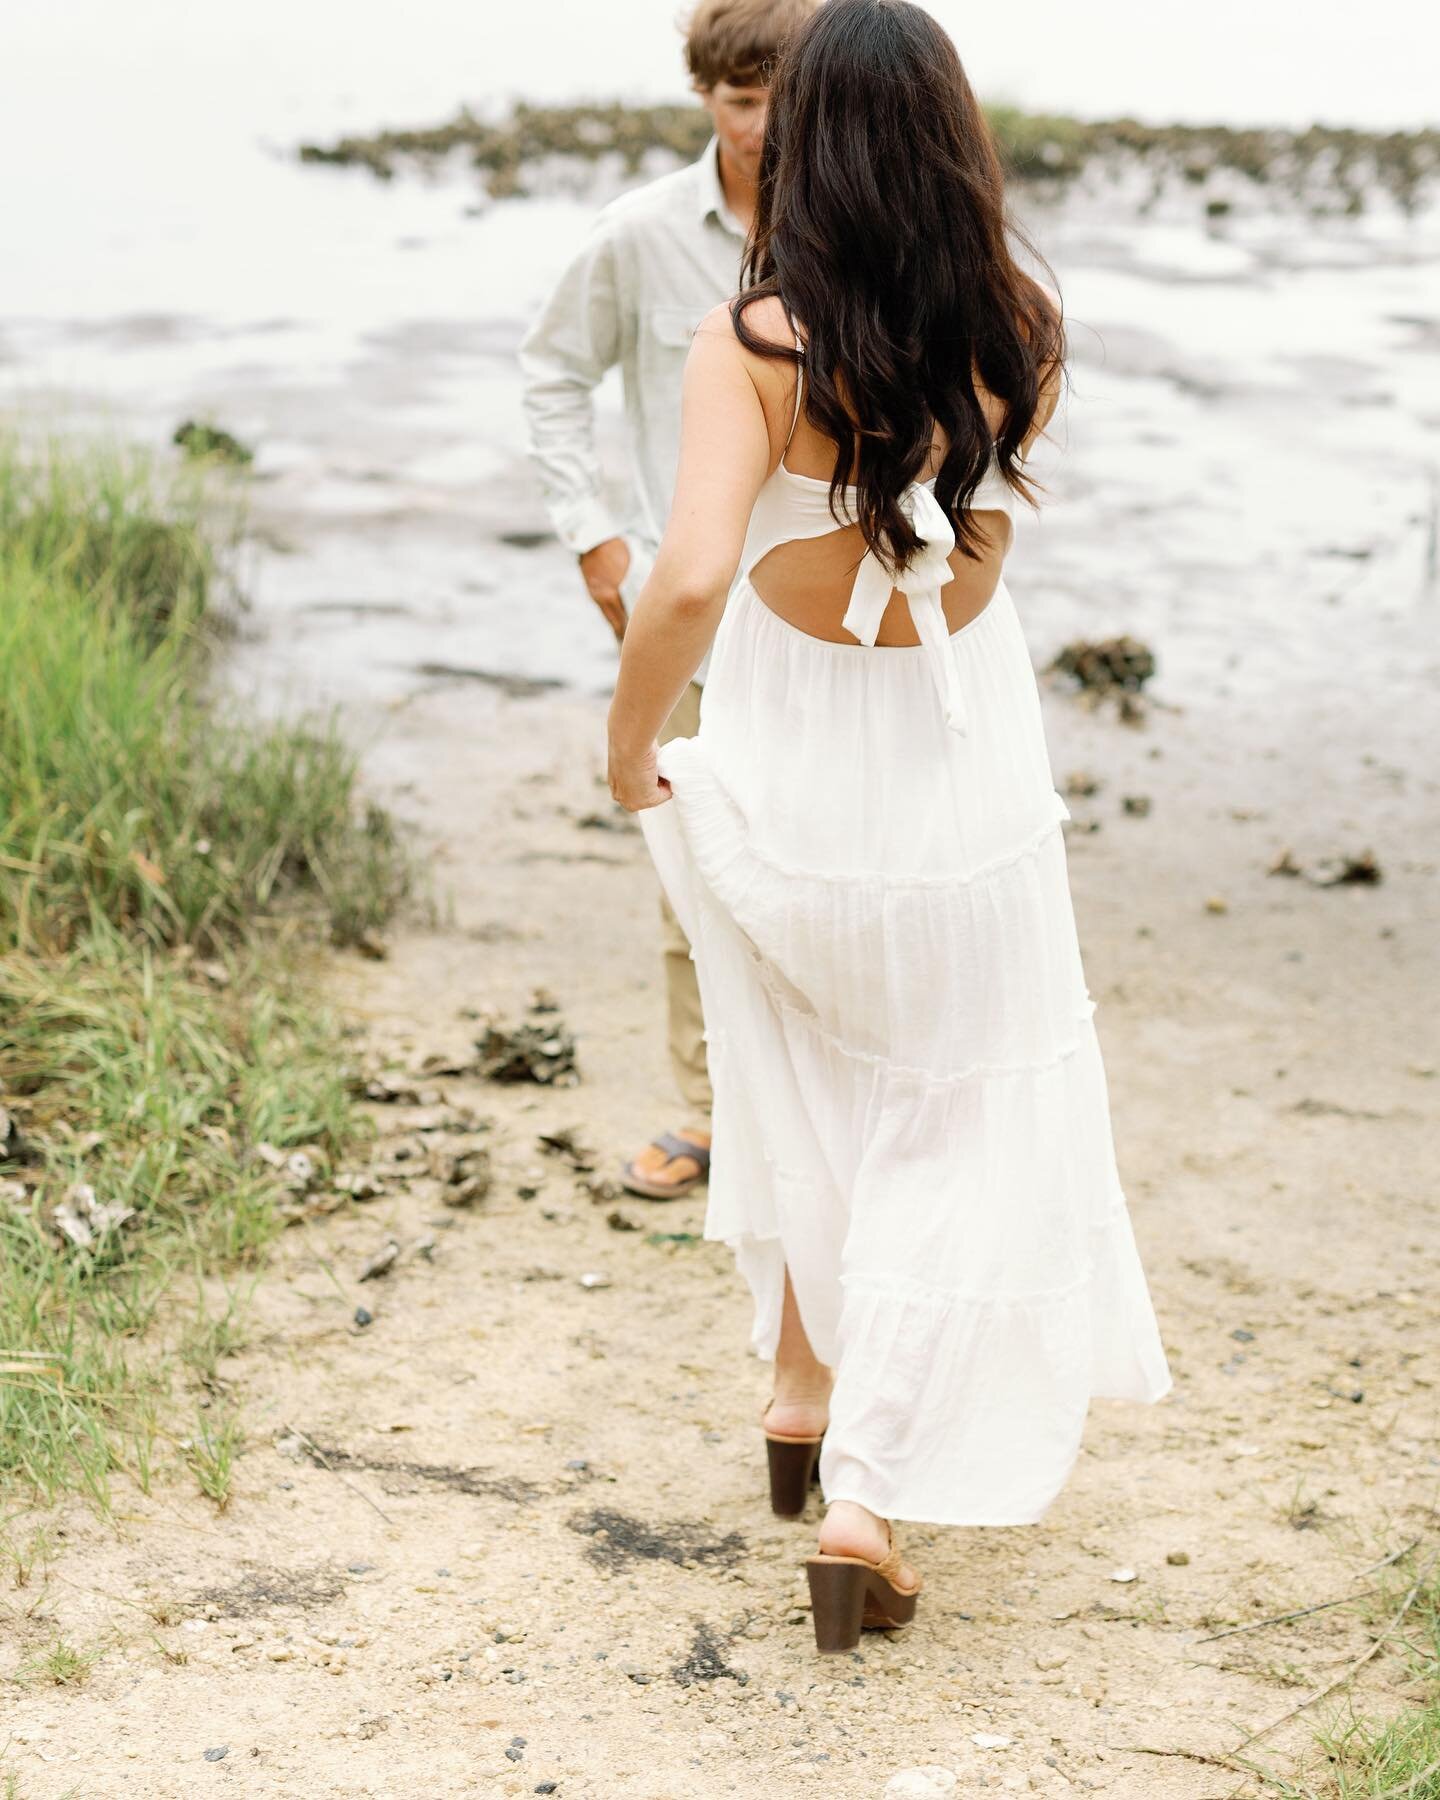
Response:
[783, 306, 805, 449]
[840, 484, 969, 736]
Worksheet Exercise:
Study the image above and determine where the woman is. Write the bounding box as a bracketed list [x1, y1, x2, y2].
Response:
[607, 0, 1172, 1654]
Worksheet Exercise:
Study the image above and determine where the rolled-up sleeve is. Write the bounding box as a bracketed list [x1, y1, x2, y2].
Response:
[518, 215, 625, 556]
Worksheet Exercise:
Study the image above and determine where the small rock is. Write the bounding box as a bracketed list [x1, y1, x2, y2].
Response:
[202, 1745, 230, 1762]
[1120, 794, 1151, 816]
[1165, 1549, 1190, 1566]
[353, 1306, 373, 1328]
[1205, 895, 1229, 914]
[606, 1209, 640, 1232]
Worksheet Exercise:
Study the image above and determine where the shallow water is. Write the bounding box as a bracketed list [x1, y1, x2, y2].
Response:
[3, 86, 1438, 737]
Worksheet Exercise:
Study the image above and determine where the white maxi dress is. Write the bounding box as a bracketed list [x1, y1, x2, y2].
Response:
[640, 349, 1172, 1527]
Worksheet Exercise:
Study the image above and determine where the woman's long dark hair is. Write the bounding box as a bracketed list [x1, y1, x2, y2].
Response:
[734, 0, 1064, 565]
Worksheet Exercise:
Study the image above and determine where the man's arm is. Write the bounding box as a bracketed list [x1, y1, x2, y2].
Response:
[606, 305, 773, 809]
[518, 216, 630, 630]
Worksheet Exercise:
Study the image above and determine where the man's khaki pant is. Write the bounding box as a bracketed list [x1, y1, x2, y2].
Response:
[656, 681, 712, 1117]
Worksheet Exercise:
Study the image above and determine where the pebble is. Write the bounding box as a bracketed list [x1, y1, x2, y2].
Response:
[884, 1769, 958, 1798]
[1165, 1549, 1190, 1566]
[203, 1746, 229, 1762]
[972, 1732, 1013, 1749]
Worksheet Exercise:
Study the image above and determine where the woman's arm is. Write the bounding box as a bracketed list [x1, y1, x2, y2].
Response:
[607, 304, 774, 811]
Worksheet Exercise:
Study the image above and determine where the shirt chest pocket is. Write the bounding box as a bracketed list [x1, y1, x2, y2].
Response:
[645, 304, 708, 353]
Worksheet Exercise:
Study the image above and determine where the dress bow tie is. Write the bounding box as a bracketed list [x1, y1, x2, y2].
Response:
[840, 484, 967, 735]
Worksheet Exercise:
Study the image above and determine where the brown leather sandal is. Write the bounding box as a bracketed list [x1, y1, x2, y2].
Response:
[805, 1522, 922, 1653]
[760, 1398, 825, 1518]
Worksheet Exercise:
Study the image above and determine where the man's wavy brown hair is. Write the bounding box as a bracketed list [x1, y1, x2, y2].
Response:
[683, 0, 819, 91]
[735, 0, 1065, 565]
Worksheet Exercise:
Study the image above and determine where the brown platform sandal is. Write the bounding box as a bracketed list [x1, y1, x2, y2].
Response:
[805, 1522, 922, 1653]
[760, 1398, 825, 1518]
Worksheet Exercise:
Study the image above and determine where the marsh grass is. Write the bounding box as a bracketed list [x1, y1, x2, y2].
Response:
[0, 444, 407, 952]
[1236, 1550, 1440, 1798]
[0, 436, 399, 1508]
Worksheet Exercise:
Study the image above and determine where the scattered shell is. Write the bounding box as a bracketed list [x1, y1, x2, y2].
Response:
[358, 1240, 401, 1282]
[442, 1147, 492, 1208]
[1269, 846, 1382, 886]
[284, 1151, 319, 1191]
[1050, 635, 1156, 694]
[49, 1182, 135, 1250]
[578, 1272, 612, 1290]
[357, 1073, 444, 1105]
[538, 1127, 595, 1173]
[443, 1175, 487, 1208]
[1108, 1566, 1138, 1583]
[334, 1170, 386, 1201]
[578, 1175, 622, 1204]
[413, 1051, 479, 1078]
[971, 1731, 1013, 1748]
[477, 1017, 579, 1086]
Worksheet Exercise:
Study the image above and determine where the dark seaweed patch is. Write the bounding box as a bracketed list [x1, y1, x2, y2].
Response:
[672, 1621, 749, 1688]
[568, 1506, 746, 1572]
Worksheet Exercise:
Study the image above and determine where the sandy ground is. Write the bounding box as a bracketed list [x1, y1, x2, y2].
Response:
[3, 626, 1438, 1799]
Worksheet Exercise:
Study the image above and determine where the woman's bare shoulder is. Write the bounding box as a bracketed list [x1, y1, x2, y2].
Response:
[694, 293, 796, 355]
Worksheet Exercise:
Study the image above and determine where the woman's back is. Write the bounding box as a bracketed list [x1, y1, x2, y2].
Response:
[737, 296, 1057, 647]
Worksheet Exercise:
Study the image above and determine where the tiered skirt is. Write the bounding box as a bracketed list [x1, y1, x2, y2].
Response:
[640, 576, 1172, 1525]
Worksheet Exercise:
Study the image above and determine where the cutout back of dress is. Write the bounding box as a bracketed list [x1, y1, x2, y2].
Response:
[739, 312, 1019, 737]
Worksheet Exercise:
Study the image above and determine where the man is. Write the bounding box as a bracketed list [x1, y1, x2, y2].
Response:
[519, 0, 817, 1199]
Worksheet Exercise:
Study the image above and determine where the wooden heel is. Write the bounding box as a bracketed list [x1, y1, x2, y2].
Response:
[806, 1558, 869, 1653]
[765, 1434, 822, 1516]
[805, 1525, 922, 1653]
